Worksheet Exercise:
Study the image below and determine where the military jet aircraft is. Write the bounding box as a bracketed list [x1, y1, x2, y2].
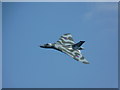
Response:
[40, 33, 89, 64]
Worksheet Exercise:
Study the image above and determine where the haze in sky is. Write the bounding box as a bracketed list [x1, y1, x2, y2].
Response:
[2, 2, 118, 88]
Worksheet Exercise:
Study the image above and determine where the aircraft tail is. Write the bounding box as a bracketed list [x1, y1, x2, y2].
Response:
[72, 41, 85, 50]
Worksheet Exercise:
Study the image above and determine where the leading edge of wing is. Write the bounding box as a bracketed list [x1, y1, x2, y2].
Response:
[57, 33, 75, 46]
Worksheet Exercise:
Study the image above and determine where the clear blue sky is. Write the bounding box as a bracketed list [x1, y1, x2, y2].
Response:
[2, 2, 118, 88]
[0, 2, 2, 89]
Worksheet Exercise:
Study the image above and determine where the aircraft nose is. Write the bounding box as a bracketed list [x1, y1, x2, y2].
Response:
[39, 45, 44, 48]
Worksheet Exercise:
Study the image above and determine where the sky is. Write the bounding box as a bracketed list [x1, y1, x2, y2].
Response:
[0, 2, 2, 89]
[2, 2, 118, 88]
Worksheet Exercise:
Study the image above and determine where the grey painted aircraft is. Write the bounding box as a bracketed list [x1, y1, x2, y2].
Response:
[40, 33, 89, 64]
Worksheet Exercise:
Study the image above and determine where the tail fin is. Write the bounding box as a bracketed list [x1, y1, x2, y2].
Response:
[72, 41, 85, 50]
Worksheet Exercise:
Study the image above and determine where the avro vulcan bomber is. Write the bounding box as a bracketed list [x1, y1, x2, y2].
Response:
[40, 33, 89, 64]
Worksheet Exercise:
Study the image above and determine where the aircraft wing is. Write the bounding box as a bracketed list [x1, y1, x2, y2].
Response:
[57, 33, 75, 46]
[74, 50, 89, 64]
[79, 55, 89, 64]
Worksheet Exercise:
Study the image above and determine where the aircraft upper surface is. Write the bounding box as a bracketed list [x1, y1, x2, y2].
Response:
[40, 33, 89, 64]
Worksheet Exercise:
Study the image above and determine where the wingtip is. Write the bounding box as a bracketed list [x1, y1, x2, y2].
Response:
[83, 61, 90, 64]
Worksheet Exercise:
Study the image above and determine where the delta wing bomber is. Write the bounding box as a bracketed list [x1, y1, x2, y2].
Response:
[40, 33, 89, 64]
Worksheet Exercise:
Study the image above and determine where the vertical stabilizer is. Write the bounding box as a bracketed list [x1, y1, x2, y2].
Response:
[72, 41, 85, 50]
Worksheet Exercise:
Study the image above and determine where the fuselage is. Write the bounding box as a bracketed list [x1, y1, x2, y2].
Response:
[47, 43, 83, 61]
